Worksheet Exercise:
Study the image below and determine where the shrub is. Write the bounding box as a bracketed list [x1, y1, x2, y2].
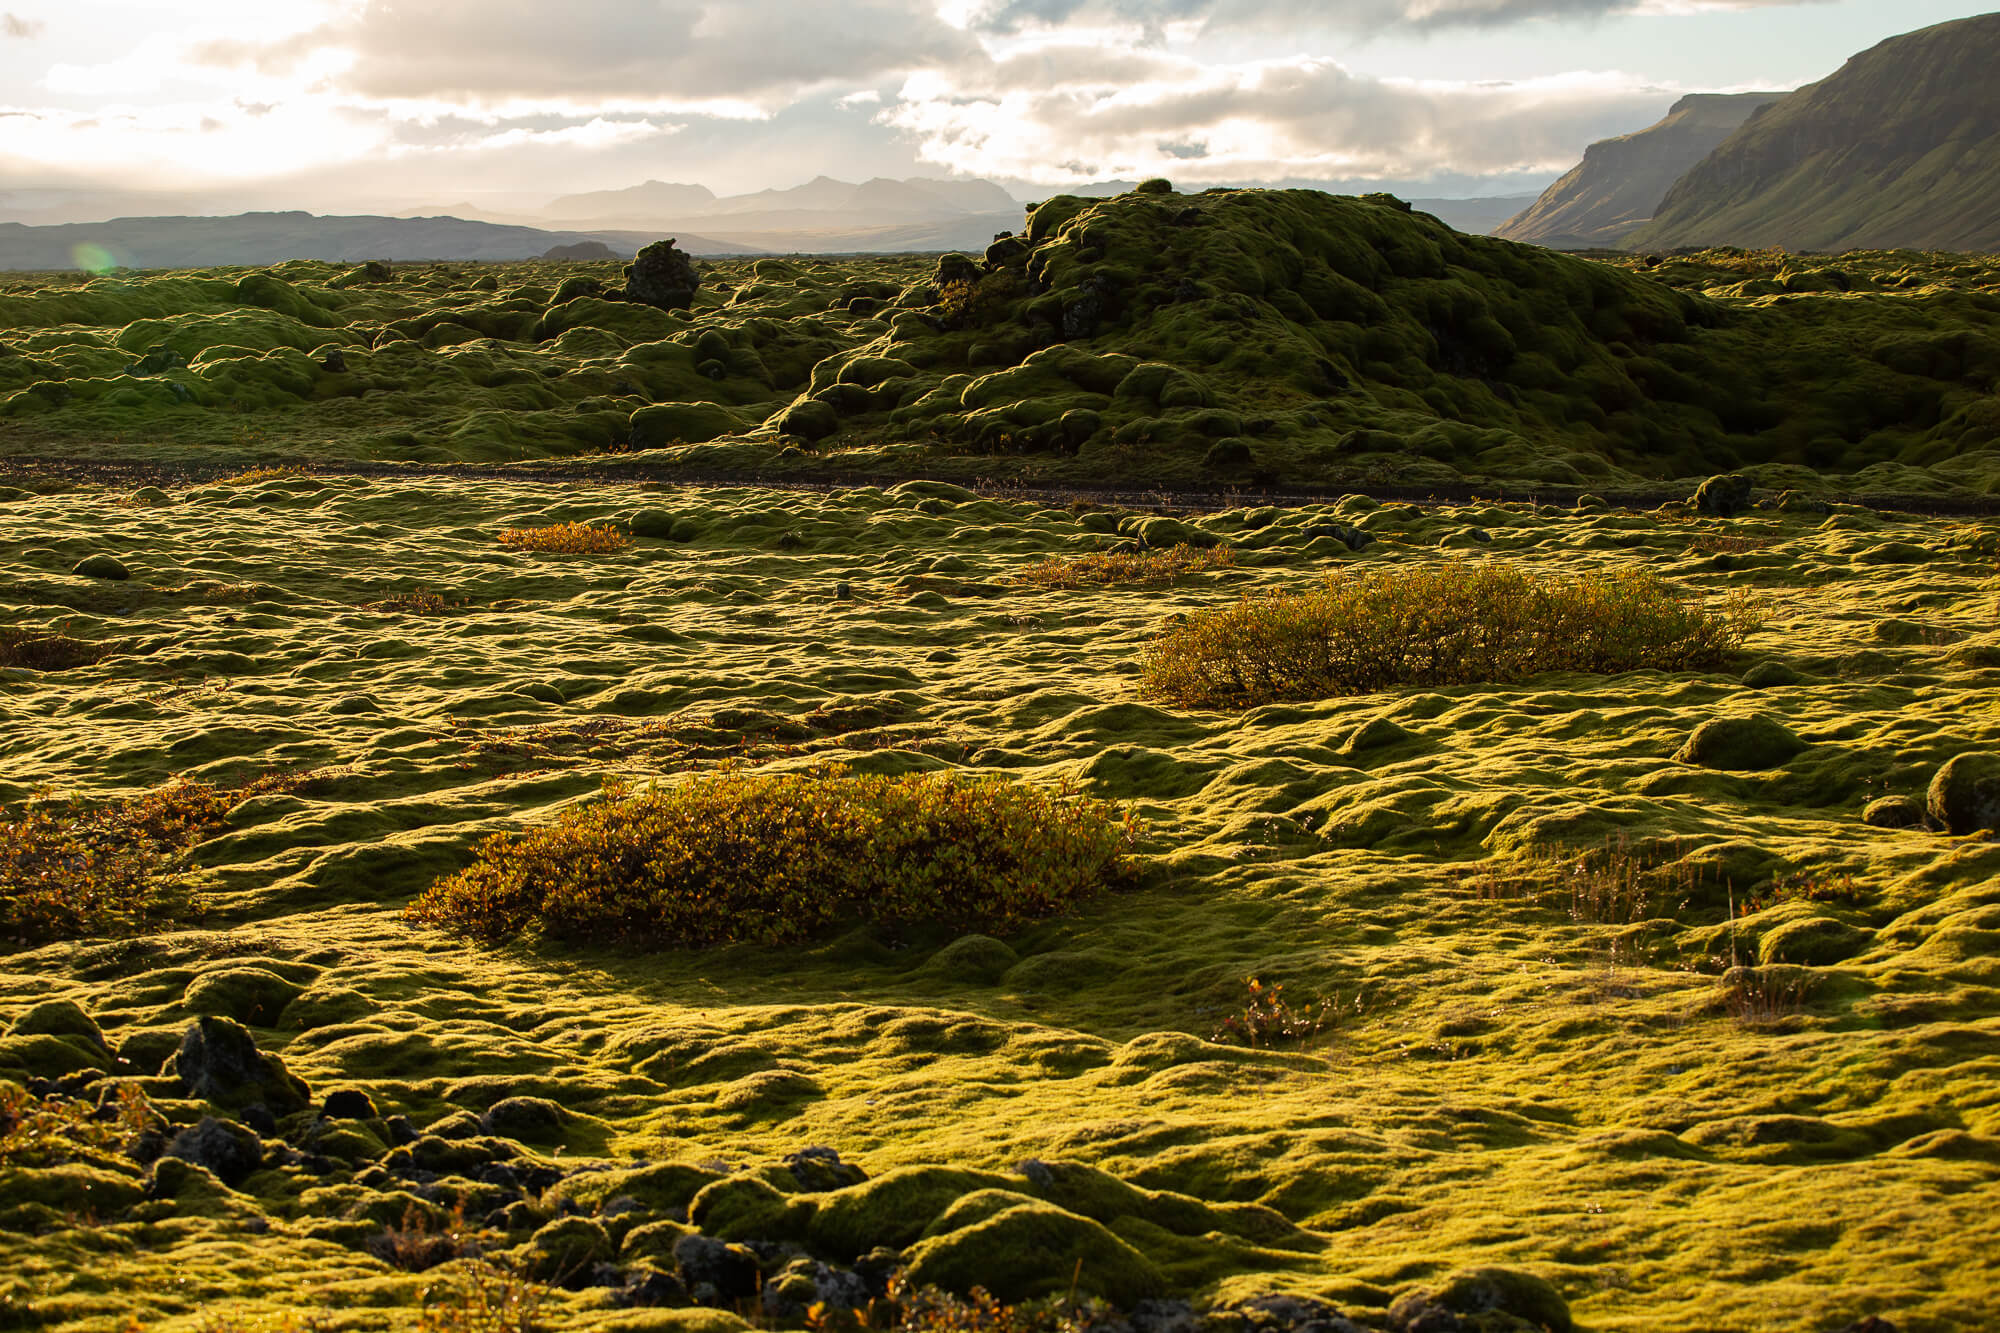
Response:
[407, 766, 1139, 947]
[497, 522, 629, 554]
[361, 588, 464, 614]
[1142, 560, 1763, 708]
[1015, 544, 1234, 590]
[0, 772, 324, 944]
[0, 1081, 161, 1167]
[215, 467, 300, 486]
[1210, 977, 1347, 1049]
[0, 627, 117, 671]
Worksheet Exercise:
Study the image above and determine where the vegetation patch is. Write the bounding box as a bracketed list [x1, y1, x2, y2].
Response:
[1015, 543, 1235, 590]
[1142, 560, 1762, 708]
[0, 626, 118, 671]
[0, 772, 323, 944]
[496, 522, 630, 554]
[407, 767, 1139, 947]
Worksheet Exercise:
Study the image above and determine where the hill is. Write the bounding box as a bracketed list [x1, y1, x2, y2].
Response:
[1629, 14, 2000, 252]
[3, 185, 1996, 496]
[1494, 93, 1783, 248]
[0, 211, 762, 272]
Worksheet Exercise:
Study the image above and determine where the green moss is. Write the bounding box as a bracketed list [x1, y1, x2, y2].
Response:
[903, 1197, 1167, 1305]
[806, 1165, 1016, 1258]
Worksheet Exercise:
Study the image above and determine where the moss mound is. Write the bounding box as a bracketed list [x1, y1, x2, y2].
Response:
[407, 768, 1138, 946]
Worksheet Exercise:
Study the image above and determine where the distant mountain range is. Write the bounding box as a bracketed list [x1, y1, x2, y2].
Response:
[1493, 94, 1782, 248]
[1629, 14, 2000, 252]
[1504, 14, 2000, 254]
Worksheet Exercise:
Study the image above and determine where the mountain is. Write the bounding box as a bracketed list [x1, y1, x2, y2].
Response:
[1408, 195, 1543, 236]
[0, 211, 762, 271]
[1493, 93, 1784, 248]
[1628, 14, 2000, 252]
[543, 180, 718, 219]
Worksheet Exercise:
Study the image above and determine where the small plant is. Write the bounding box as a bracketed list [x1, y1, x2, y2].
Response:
[370, 1202, 484, 1272]
[881, 1273, 1115, 1333]
[1718, 966, 1815, 1027]
[417, 1260, 546, 1333]
[1737, 870, 1866, 916]
[1686, 533, 1777, 555]
[497, 522, 629, 554]
[1211, 977, 1346, 1049]
[407, 766, 1139, 947]
[1014, 543, 1235, 590]
[0, 1082, 161, 1168]
[1142, 560, 1764, 708]
[362, 588, 464, 615]
[0, 627, 118, 672]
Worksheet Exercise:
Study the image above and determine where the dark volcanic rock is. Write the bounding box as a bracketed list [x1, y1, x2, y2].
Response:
[623, 239, 699, 310]
[163, 1116, 263, 1186]
[168, 1016, 310, 1114]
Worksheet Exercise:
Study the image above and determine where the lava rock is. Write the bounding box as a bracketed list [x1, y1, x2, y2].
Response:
[1674, 715, 1806, 771]
[623, 239, 699, 310]
[785, 1146, 866, 1192]
[163, 1116, 263, 1187]
[1862, 795, 1928, 830]
[934, 253, 982, 288]
[1693, 473, 1755, 517]
[322, 1088, 378, 1120]
[319, 348, 347, 373]
[72, 554, 130, 581]
[167, 1016, 310, 1114]
[615, 1266, 692, 1308]
[1740, 660, 1804, 688]
[673, 1234, 762, 1304]
[1927, 752, 2000, 834]
[1387, 1267, 1572, 1333]
[481, 1095, 567, 1142]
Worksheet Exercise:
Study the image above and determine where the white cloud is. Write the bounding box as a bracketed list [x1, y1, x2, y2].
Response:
[949, 0, 1823, 37]
[886, 46, 1674, 185]
[3, 11, 45, 38]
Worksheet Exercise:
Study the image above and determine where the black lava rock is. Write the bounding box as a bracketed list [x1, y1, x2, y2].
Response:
[163, 1116, 263, 1187]
[624, 240, 699, 310]
[168, 1017, 310, 1114]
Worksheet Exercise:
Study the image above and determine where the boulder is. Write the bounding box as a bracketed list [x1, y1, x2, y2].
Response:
[1387, 1267, 1572, 1333]
[1758, 916, 1870, 966]
[776, 398, 840, 442]
[1674, 715, 1806, 770]
[1740, 660, 1804, 689]
[322, 1088, 378, 1120]
[72, 554, 129, 581]
[1927, 752, 2000, 834]
[519, 1216, 612, 1284]
[481, 1095, 568, 1142]
[1693, 473, 1754, 517]
[163, 1116, 263, 1187]
[902, 1197, 1165, 1306]
[1861, 795, 1927, 830]
[673, 1233, 762, 1303]
[167, 1016, 310, 1115]
[623, 240, 699, 311]
[182, 967, 304, 1025]
[9, 999, 106, 1052]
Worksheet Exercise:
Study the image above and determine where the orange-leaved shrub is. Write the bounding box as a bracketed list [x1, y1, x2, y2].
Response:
[497, 522, 629, 554]
[1142, 560, 1762, 709]
[406, 766, 1139, 947]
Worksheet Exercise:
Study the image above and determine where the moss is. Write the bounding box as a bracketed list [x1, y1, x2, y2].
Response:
[806, 1165, 1016, 1258]
[1673, 715, 1807, 770]
[686, 1174, 813, 1241]
[181, 967, 305, 1025]
[1926, 752, 2000, 834]
[903, 1197, 1167, 1306]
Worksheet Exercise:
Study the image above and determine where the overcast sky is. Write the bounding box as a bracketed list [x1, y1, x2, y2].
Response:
[0, 0, 1991, 215]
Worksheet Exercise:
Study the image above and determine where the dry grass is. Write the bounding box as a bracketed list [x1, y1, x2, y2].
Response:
[496, 522, 629, 554]
[418, 1261, 547, 1333]
[1142, 560, 1764, 708]
[1015, 543, 1235, 590]
[407, 766, 1138, 948]
[1209, 977, 1348, 1049]
[0, 627, 119, 672]
[361, 588, 465, 615]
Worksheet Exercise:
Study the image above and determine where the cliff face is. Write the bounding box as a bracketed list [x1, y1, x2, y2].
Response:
[1493, 93, 1783, 249]
[1629, 14, 2000, 252]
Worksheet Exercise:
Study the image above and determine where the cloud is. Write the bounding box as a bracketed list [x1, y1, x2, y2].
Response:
[3, 11, 45, 38]
[885, 46, 1676, 184]
[194, 0, 979, 113]
[949, 0, 1821, 37]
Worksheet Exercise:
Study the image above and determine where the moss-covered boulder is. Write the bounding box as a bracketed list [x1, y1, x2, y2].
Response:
[0, 1163, 145, 1220]
[902, 1197, 1166, 1306]
[0, 1032, 113, 1080]
[71, 553, 129, 580]
[806, 1164, 1015, 1259]
[1757, 916, 1870, 966]
[163, 1116, 264, 1187]
[517, 1216, 613, 1282]
[920, 934, 1020, 985]
[166, 1016, 310, 1115]
[1927, 752, 2000, 834]
[1692, 473, 1754, 516]
[480, 1095, 567, 1143]
[9, 999, 106, 1051]
[1674, 715, 1806, 770]
[687, 1174, 813, 1242]
[1861, 795, 1928, 830]
[629, 401, 746, 448]
[1387, 1267, 1572, 1333]
[181, 968, 304, 1025]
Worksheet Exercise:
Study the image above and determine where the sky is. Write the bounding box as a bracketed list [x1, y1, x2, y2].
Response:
[0, 0, 1992, 218]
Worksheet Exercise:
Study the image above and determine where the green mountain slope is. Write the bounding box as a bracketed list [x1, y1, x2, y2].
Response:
[1629, 14, 2000, 252]
[1494, 93, 1783, 249]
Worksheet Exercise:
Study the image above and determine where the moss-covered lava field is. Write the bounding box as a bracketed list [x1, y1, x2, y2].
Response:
[4, 188, 2000, 496]
[4, 474, 2000, 1331]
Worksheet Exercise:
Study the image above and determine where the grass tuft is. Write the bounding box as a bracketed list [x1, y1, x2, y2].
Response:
[1015, 543, 1235, 590]
[407, 766, 1139, 948]
[496, 522, 629, 554]
[1142, 560, 1763, 708]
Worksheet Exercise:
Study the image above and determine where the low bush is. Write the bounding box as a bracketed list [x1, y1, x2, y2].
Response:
[497, 522, 629, 554]
[0, 627, 117, 671]
[407, 766, 1139, 947]
[0, 772, 324, 944]
[1015, 544, 1235, 590]
[0, 1081, 160, 1167]
[361, 588, 464, 614]
[1142, 560, 1762, 708]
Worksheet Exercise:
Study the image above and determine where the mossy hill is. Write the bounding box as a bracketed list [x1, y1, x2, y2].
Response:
[5, 186, 1999, 495]
[5, 477, 2000, 1329]
[1493, 93, 1783, 249]
[1630, 14, 2000, 253]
